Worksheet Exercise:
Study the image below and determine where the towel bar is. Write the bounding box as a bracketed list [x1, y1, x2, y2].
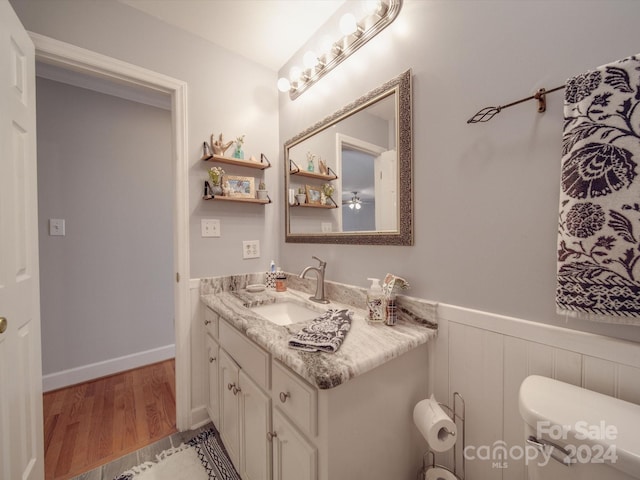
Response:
[467, 84, 566, 123]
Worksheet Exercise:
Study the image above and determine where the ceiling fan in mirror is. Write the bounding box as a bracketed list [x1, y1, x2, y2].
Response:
[345, 191, 362, 210]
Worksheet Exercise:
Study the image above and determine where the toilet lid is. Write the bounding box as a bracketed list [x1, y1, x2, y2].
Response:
[519, 375, 640, 477]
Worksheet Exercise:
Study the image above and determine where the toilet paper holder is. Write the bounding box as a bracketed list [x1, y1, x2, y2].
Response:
[419, 392, 466, 480]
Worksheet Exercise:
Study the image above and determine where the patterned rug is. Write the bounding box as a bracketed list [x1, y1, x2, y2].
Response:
[114, 427, 240, 480]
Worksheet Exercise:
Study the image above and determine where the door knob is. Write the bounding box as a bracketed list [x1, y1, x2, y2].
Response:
[0, 317, 7, 334]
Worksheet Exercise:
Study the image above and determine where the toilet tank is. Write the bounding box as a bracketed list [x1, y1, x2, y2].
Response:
[519, 375, 640, 480]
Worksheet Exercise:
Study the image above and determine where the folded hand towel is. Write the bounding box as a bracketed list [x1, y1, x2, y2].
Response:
[288, 309, 352, 353]
[557, 53, 640, 324]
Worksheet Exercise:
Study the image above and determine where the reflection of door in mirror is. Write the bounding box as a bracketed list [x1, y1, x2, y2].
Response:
[338, 134, 397, 232]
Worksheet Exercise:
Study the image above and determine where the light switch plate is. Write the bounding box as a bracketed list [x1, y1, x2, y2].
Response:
[201, 219, 221, 237]
[49, 219, 65, 236]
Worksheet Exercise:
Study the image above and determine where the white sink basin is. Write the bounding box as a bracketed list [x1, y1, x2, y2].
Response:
[251, 301, 321, 326]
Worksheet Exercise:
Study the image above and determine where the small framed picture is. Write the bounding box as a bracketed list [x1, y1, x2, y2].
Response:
[305, 184, 322, 205]
[224, 175, 255, 198]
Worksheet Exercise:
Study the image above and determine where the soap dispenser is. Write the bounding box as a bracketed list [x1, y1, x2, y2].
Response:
[366, 278, 385, 324]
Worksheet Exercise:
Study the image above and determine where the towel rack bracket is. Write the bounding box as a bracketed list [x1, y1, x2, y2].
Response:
[534, 88, 547, 113]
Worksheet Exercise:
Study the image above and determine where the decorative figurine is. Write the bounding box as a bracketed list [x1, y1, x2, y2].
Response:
[319, 159, 328, 175]
[201, 141, 213, 161]
[211, 133, 234, 156]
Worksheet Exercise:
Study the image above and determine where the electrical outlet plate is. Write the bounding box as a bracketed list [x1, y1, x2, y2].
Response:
[243, 240, 260, 259]
[49, 218, 65, 236]
[201, 219, 221, 237]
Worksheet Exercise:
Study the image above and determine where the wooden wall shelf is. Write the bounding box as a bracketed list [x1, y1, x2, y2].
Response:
[203, 195, 271, 205]
[205, 153, 271, 170]
[290, 170, 337, 181]
[293, 203, 336, 209]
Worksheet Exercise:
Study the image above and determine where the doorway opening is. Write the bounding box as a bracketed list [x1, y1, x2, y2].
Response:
[31, 33, 191, 431]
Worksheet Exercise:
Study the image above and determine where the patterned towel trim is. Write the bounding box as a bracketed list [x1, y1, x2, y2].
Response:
[288, 309, 353, 353]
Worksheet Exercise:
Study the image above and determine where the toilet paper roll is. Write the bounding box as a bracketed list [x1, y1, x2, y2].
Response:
[413, 395, 457, 452]
[425, 466, 458, 480]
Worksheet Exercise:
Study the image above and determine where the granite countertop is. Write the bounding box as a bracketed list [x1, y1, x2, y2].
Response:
[200, 276, 438, 390]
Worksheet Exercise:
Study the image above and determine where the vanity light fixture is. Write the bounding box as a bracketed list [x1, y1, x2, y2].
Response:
[277, 0, 403, 99]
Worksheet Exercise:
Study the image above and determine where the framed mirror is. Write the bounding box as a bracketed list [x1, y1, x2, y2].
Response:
[284, 69, 412, 245]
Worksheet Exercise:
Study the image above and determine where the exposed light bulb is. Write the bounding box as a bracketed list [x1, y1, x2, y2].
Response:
[356, 202, 361, 210]
[339, 13, 358, 35]
[277, 77, 291, 92]
[303, 51, 318, 69]
[364, 0, 383, 15]
[289, 66, 303, 83]
[349, 203, 354, 210]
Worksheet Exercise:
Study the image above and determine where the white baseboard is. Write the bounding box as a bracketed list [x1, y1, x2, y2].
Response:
[42, 344, 175, 392]
[190, 406, 211, 430]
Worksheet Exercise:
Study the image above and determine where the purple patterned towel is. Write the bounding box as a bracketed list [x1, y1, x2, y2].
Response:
[556, 53, 640, 324]
[288, 309, 353, 353]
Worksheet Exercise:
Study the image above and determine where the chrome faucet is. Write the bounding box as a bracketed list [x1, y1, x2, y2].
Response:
[299, 256, 329, 304]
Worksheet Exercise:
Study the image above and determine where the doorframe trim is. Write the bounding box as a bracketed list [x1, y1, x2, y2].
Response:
[30, 32, 192, 430]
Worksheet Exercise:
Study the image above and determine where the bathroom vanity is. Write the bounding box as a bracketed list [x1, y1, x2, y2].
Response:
[200, 277, 437, 480]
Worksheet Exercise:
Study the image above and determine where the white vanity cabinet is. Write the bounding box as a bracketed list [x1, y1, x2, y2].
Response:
[204, 305, 430, 480]
[239, 369, 272, 480]
[205, 334, 220, 426]
[213, 314, 272, 480]
[271, 407, 317, 480]
[219, 349, 241, 469]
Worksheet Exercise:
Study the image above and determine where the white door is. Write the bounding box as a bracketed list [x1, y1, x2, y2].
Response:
[219, 349, 240, 470]
[239, 369, 271, 480]
[374, 149, 397, 231]
[206, 334, 220, 426]
[0, 1, 45, 479]
[272, 409, 316, 480]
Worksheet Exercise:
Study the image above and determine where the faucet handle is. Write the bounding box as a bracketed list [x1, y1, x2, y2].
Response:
[312, 255, 326, 267]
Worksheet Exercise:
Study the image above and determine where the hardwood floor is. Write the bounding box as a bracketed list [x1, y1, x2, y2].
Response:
[43, 359, 177, 480]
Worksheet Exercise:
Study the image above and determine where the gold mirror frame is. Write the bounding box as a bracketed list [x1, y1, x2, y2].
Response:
[284, 69, 412, 245]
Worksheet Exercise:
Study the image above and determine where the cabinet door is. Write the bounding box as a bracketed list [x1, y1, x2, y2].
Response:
[239, 370, 272, 480]
[219, 350, 240, 470]
[272, 408, 316, 480]
[206, 334, 220, 426]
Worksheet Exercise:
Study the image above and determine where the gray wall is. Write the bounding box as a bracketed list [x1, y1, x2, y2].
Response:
[15, 0, 640, 348]
[36, 77, 174, 374]
[278, 0, 640, 343]
[11, 0, 280, 280]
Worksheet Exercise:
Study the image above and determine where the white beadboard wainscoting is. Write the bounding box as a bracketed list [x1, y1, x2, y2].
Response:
[432, 304, 640, 480]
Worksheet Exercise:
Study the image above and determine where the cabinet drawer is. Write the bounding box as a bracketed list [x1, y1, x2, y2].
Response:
[219, 319, 270, 390]
[204, 307, 219, 338]
[272, 360, 317, 437]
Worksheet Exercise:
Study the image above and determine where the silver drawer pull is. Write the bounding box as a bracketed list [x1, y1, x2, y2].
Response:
[209, 356, 216, 363]
[526, 436, 573, 467]
[232, 385, 241, 395]
[267, 431, 278, 441]
[279, 392, 290, 403]
[228, 382, 235, 391]
[204, 319, 212, 325]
